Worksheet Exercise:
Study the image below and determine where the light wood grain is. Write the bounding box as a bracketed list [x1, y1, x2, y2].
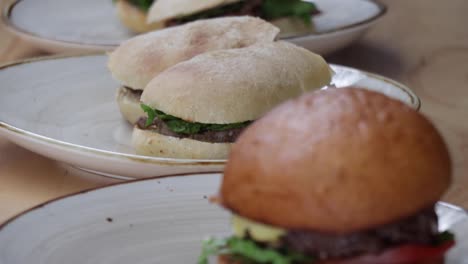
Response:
[0, 0, 47, 63]
[327, 0, 468, 206]
[0, 0, 467, 224]
[0, 137, 117, 222]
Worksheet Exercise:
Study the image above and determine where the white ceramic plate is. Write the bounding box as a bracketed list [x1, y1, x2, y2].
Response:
[0, 54, 420, 179]
[2, 0, 386, 54]
[0, 173, 466, 264]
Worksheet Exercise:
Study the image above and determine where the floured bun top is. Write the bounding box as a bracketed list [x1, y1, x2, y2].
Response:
[108, 16, 279, 90]
[141, 41, 332, 123]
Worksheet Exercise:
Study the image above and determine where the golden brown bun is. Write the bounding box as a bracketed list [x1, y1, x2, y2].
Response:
[221, 88, 452, 234]
[141, 41, 332, 123]
[115, 0, 163, 33]
[116, 86, 143, 124]
[108, 16, 279, 90]
[132, 127, 231, 159]
[147, 0, 241, 23]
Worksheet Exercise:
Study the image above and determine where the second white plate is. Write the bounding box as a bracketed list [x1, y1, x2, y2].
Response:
[2, 0, 386, 54]
[0, 173, 466, 264]
[0, 54, 419, 179]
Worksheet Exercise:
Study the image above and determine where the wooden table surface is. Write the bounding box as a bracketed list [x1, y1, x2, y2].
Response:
[0, 0, 467, 224]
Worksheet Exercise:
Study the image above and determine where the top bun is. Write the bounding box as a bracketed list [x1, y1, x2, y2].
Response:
[141, 41, 332, 124]
[108, 16, 279, 90]
[147, 0, 241, 23]
[221, 88, 451, 234]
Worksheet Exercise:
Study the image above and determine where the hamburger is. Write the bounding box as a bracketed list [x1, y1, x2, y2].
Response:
[114, 0, 163, 33]
[147, 0, 320, 37]
[200, 88, 454, 263]
[108, 16, 280, 124]
[132, 41, 332, 159]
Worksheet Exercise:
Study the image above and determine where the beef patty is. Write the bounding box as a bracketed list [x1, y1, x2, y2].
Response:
[136, 117, 246, 143]
[281, 206, 438, 260]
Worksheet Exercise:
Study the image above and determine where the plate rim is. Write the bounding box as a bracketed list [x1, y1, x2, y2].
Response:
[0, 53, 228, 165]
[1, 1, 116, 52]
[0, 53, 421, 168]
[1, 0, 387, 50]
[329, 63, 421, 110]
[0, 171, 465, 235]
[0, 172, 220, 232]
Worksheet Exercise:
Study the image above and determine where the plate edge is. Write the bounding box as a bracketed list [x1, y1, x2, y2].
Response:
[2, 0, 387, 48]
[0, 172, 223, 232]
[0, 56, 419, 168]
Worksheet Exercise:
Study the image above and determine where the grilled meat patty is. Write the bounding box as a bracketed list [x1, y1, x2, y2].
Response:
[136, 117, 245, 143]
[281, 206, 438, 260]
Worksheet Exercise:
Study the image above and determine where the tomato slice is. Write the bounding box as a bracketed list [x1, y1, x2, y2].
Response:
[323, 241, 455, 264]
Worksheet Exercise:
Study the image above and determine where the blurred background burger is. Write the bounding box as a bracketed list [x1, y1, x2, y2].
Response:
[115, 0, 320, 36]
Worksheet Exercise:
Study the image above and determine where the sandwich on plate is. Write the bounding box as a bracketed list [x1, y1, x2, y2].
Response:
[200, 88, 454, 264]
[147, 0, 320, 37]
[108, 16, 280, 124]
[133, 41, 332, 159]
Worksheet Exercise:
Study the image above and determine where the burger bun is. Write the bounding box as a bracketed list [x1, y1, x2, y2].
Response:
[115, 0, 164, 33]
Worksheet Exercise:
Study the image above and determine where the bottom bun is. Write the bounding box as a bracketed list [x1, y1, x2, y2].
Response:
[115, 0, 164, 33]
[218, 255, 444, 264]
[116, 86, 144, 124]
[272, 17, 315, 39]
[132, 127, 231, 159]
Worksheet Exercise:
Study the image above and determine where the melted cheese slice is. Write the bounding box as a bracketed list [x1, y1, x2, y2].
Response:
[232, 215, 286, 243]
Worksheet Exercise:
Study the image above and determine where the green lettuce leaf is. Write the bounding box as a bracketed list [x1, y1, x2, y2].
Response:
[199, 238, 230, 264]
[198, 237, 313, 264]
[140, 104, 252, 135]
[261, 0, 318, 25]
[119, 0, 154, 12]
[435, 231, 455, 245]
[166, 120, 203, 134]
[141, 104, 156, 127]
[170, 0, 318, 26]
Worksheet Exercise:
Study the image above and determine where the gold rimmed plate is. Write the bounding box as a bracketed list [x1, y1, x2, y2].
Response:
[0, 54, 419, 179]
[0, 173, 466, 263]
[2, 0, 386, 54]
